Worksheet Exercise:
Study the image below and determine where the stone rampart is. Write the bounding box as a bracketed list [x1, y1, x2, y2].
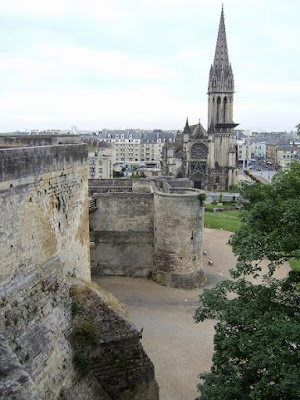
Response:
[0, 146, 158, 400]
[89, 179, 205, 288]
[90, 192, 154, 277]
[0, 145, 90, 285]
[0, 135, 80, 148]
[0, 145, 90, 399]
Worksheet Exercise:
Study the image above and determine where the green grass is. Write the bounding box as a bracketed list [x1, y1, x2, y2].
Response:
[204, 210, 241, 232]
[289, 258, 300, 272]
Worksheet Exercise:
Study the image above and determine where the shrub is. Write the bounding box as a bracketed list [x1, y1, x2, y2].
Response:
[73, 351, 92, 374]
[74, 320, 99, 347]
[198, 193, 207, 204]
[71, 300, 79, 317]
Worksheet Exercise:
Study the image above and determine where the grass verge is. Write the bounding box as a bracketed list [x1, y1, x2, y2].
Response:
[289, 258, 300, 272]
[204, 210, 241, 232]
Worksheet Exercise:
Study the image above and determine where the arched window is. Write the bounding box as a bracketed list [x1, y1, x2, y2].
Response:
[216, 176, 220, 183]
[223, 97, 227, 123]
[216, 97, 221, 123]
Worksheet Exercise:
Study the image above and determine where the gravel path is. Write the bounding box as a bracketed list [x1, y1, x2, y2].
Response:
[93, 228, 290, 400]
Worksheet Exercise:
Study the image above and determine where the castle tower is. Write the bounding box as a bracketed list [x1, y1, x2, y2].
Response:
[208, 5, 238, 133]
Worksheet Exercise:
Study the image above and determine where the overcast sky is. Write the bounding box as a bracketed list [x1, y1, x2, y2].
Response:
[0, 0, 299, 132]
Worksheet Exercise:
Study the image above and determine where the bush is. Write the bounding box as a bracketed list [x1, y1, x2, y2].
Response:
[71, 300, 79, 317]
[74, 320, 99, 347]
[73, 351, 92, 373]
[198, 193, 207, 204]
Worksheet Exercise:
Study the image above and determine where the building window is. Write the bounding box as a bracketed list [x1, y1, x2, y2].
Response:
[191, 143, 208, 159]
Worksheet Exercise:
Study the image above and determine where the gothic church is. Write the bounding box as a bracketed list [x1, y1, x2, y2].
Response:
[162, 6, 238, 190]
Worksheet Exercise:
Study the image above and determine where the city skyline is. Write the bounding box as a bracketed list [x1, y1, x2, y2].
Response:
[0, 0, 299, 132]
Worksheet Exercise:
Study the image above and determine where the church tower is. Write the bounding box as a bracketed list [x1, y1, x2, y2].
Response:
[208, 6, 238, 133]
[161, 6, 238, 190]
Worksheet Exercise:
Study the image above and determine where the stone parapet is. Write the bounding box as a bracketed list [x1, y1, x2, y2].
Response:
[0, 144, 87, 183]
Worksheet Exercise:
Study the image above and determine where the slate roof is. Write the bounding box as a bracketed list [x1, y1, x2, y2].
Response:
[277, 145, 295, 152]
[189, 123, 208, 139]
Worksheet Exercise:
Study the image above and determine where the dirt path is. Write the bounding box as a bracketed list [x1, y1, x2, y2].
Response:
[93, 228, 290, 400]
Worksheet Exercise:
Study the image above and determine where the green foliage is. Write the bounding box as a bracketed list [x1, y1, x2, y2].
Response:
[289, 257, 300, 272]
[230, 164, 300, 277]
[195, 273, 300, 400]
[119, 351, 129, 368]
[131, 171, 146, 178]
[74, 320, 99, 348]
[296, 123, 300, 137]
[195, 164, 300, 399]
[73, 351, 92, 374]
[204, 210, 241, 232]
[71, 300, 79, 317]
[198, 193, 207, 204]
[113, 170, 124, 178]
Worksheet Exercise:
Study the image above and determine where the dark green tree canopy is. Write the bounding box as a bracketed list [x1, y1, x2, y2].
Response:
[195, 164, 300, 400]
[230, 164, 300, 277]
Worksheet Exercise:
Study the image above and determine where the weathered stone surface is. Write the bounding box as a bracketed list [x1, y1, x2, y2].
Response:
[153, 187, 206, 288]
[0, 145, 90, 285]
[90, 192, 154, 277]
[0, 146, 159, 400]
[70, 285, 159, 400]
[89, 178, 205, 288]
[0, 135, 80, 149]
[0, 334, 41, 400]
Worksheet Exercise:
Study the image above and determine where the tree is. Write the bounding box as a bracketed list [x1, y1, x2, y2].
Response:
[194, 164, 300, 400]
[296, 123, 300, 137]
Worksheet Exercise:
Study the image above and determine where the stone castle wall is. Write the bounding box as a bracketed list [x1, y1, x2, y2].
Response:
[90, 178, 205, 288]
[0, 145, 91, 285]
[90, 192, 154, 277]
[0, 145, 90, 399]
[0, 135, 80, 148]
[0, 146, 158, 400]
[152, 185, 205, 288]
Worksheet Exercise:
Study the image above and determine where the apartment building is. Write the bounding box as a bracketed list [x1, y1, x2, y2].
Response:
[88, 142, 113, 179]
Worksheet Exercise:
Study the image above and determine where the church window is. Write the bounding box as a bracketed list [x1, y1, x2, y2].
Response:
[223, 97, 227, 122]
[216, 97, 221, 123]
[191, 143, 208, 159]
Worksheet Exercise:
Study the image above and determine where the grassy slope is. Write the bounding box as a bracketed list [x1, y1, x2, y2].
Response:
[204, 210, 241, 233]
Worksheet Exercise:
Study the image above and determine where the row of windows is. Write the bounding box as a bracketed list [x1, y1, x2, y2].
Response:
[282, 154, 294, 159]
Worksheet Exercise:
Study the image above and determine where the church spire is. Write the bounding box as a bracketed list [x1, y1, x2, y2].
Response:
[183, 117, 190, 135]
[208, 5, 234, 95]
[207, 6, 238, 133]
[213, 5, 230, 69]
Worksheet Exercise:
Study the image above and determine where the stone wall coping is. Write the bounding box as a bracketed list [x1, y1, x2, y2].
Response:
[93, 192, 153, 198]
[0, 134, 79, 140]
[0, 143, 85, 152]
[0, 144, 87, 182]
[150, 181, 204, 198]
